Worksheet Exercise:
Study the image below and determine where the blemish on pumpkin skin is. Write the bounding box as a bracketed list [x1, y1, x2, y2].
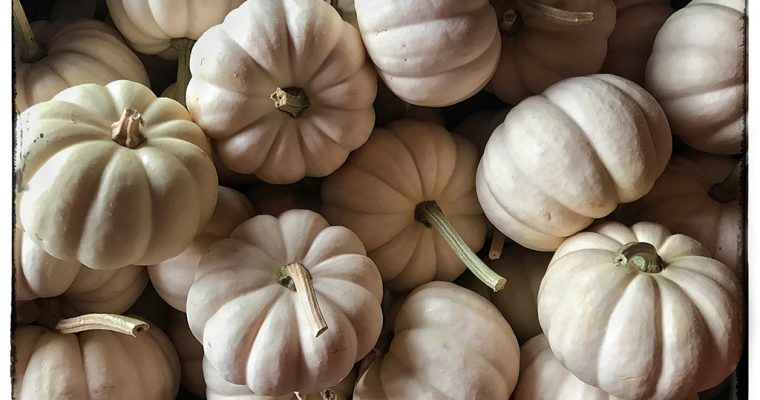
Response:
[544, 212, 552, 221]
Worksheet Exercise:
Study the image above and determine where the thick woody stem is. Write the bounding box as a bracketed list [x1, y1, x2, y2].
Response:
[271, 87, 310, 118]
[12, 0, 47, 62]
[708, 156, 745, 204]
[415, 201, 506, 291]
[54, 314, 150, 336]
[613, 242, 665, 273]
[279, 262, 328, 337]
[171, 38, 195, 107]
[489, 230, 507, 260]
[111, 108, 146, 148]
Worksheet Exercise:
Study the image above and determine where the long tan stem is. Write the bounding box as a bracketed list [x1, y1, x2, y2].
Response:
[488, 230, 507, 260]
[111, 108, 146, 148]
[613, 242, 664, 273]
[12, 0, 46, 62]
[55, 314, 149, 336]
[279, 262, 328, 337]
[171, 38, 194, 107]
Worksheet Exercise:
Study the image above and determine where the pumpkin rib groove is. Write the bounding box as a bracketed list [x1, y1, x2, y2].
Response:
[384, 337, 453, 399]
[375, 226, 426, 282]
[348, 165, 416, 204]
[660, 260, 737, 298]
[216, 27, 280, 88]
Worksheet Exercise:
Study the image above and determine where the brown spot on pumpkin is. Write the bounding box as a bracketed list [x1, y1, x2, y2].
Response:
[545, 212, 552, 221]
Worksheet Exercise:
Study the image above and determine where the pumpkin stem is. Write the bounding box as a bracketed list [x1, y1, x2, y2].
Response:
[415, 201, 506, 291]
[271, 87, 310, 118]
[54, 314, 150, 336]
[320, 389, 336, 400]
[111, 108, 146, 148]
[12, 0, 47, 63]
[488, 230, 507, 260]
[358, 330, 394, 377]
[493, 0, 593, 36]
[171, 38, 195, 107]
[613, 242, 665, 273]
[708, 155, 745, 204]
[498, 8, 524, 37]
[278, 262, 328, 337]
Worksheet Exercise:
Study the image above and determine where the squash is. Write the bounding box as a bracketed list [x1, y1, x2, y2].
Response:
[148, 186, 254, 312]
[456, 244, 551, 344]
[246, 178, 322, 218]
[12, 4, 149, 113]
[537, 221, 742, 400]
[186, 209, 383, 396]
[168, 310, 205, 398]
[488, 0, 617, 104]
[186, 0, 377, 184]
[645, 0, 746, 155]
[353, 281, 520, 399]
[601, 0, 673, 85]
[14, 314, 181, 399]
[476, 74, 672, 251]
[322, 119, 505, 293]
[16, 80, 218, 270]
[355, 0, 501, 107]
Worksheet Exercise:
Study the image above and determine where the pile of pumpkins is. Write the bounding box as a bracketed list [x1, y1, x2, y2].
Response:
[12, 0, 746, 399]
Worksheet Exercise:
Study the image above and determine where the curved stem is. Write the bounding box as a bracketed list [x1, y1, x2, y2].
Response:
[279, 262, 328, 337]
[55, 314, 149, 336]
[613, 242, 664, 273]
[415, 201, 506, 291]
[111, 108, 146, 148]
[708, 155, 745, 204]
[12, 0, 46, 62]
[171, 38, 195, 107]
[518, 0, 594, 25]
[271, 87, 310, 118]
[488, 230, 507, 260]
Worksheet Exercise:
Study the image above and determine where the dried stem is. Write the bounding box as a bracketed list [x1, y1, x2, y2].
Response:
[279, 262, 328, 337]
[54, 314, 149, 336]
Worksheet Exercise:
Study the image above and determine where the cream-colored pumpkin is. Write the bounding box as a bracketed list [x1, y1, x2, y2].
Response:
[353, 281, 520, 399]
[645, 0, 745, 155]
[613, 151, 742, 274]
[168, 310, 205, 398]
[488, 0, 617, 104]
[601, 0, 673, 85]
[187, 0, 376, 184]
[456, 244, 551, 344]
[477, 74, 672, 251]
[14, 317, 181, 399]
[148, 186, 254, 312]
[14, 18, 149, 113]
[105, 0, 244, 58]
[16, 80, 218, 270]
[186, 209, 383, 396]
[355, 0, 500, 107]
[537, 221, 742, 400]
[322, 119, 490, 293]
[245, 178, 322, 218]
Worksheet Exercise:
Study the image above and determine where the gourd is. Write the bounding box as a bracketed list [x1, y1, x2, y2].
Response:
[645, 0, 746, 155]
[355, 0, 501, 107]
[246, 178, 322, 217]
[186, 209, 383, 396]
[477, 74, 672, 251]
[167, 310, 205, 398]
[186, 0, 377, 184]
[488, 0, 617, 104]
[601, 0, 673, 85]
[353, 281, 520, 399]
[148, 186, 254, 312]
[537, 221, 742, 400]
[12, 0, 149, 113]
[322, 119, 505, 293]
[15, 80, 218, 270]
[14, 314, 181, 399]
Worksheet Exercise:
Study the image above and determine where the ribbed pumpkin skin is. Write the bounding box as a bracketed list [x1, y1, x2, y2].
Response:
[187, 0, 376, 184]
[645, 0, 746, 155]
[16, 80, 218, 270]
[353, 281, 520, 400]
[355, 0, 501, 107]
[537, 222, 742, 400]
[14, 19, 149, 113]
[476, 74, 671, 251]
[13, 322, 181, 400]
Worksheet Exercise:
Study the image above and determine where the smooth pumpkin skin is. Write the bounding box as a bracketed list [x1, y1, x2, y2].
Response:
[645, 0, 746, 155]
[476, 74, 672, 251]
[353, 281, 520, 400]
[186, 209, 383, 396]
[16, 80, 218, 270]
[613, 151, 742, 274]
[355, 0, 501, 107]
[601, 0, 673, 86]
[537, 222, 742, 400]
[488, 0, 617, 105]
[148, 186, 254, 312]
[14, 19, 149, 113]
[187, 0, 377, 184]
[321, 119, 487, 293]
[168, 311, 205, 398]
[13, 320, 181, 400]
[105, 0, 244, 58]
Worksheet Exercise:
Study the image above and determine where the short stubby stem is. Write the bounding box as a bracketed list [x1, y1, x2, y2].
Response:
[54, 314, 149, 336]
[489, 230, 507, 260]
[492, 0, 594, 32]
[171, 38, 195, 107]
[12, 0, 47, 63]
[499, 9, 524, 36]
[111, 108, 146, 148]
[279, 262, 328, 337]
[271, 87, 310, 118]
[415, 201, 506, 291]
[708, 156, 745, 204]
[613, 242, 665, 273]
